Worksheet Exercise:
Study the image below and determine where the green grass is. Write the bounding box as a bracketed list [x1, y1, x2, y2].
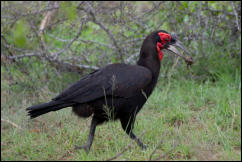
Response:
[1, 66, 241, 160]
[1, 1, 241, 160]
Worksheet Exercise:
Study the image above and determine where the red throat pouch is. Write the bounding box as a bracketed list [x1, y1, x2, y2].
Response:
[156, 42, 164, 61]
[156, 32, 171, 61]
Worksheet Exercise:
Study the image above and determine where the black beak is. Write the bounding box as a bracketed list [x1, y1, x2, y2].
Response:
[166, 39, 194, 65]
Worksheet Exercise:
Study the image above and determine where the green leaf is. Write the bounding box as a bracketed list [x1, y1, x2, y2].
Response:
[182, 1, 188, 9]
[12, 19, 29, 47]
[60, 2, 77, 21]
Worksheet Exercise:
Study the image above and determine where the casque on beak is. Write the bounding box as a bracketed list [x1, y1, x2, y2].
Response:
[166, 39, 194, 65]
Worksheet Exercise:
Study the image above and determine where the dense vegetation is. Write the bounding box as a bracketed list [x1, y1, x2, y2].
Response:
[1, 1, 241, 160]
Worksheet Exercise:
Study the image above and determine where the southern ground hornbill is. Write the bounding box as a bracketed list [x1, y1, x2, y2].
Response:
[26, 30, 193, 154]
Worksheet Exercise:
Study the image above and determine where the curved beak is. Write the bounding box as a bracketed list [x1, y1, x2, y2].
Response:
[166, 39, 194, 65]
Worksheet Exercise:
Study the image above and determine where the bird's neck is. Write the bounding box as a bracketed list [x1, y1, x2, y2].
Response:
[137, 50, 161, 99]
[137, 48, 161, 80]
[137, 54, 161, 97]
[136, 38, 162, 96]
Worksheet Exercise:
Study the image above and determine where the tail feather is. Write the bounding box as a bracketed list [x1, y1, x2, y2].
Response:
[26, 100, 74, 119]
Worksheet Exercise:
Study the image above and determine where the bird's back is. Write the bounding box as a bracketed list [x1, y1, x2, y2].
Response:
[53, 63, 153, 104]
[67, 63, 153, 120]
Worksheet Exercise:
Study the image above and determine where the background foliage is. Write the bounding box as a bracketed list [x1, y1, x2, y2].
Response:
[1, 1, 241, 160]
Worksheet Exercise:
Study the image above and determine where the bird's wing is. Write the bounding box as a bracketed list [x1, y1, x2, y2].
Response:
[52, 64, 152, 103]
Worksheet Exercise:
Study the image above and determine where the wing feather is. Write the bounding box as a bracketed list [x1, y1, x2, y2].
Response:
[53, 64, 152, 103]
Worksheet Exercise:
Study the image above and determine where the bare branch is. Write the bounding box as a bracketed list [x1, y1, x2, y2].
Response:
[5, 52, 41, 60]
[52, 17, 87, 59]
[105, 131, 146, 161]
[2, 1, 241, 73]
[152, 138, 179, 161]
[1, 119, 23, 130]
[82, 1, 125, 62]
[231, 107, 237, 130]
[138, 1, 164, 19]
[125, 52, 139, 64]
[1, 34, 15, 57]
[39, 2, 59, 31]
[149, 131, 169, 160]
[231, 1, 241, 32]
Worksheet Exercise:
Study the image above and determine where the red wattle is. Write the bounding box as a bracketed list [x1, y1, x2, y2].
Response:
[156, 42, 164, 61]
[159, 51, 164, 61]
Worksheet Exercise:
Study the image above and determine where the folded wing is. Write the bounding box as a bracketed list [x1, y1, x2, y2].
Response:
[53, 64, 152, 103]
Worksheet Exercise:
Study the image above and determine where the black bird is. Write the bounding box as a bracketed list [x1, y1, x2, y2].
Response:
[26, 30, 193, 154]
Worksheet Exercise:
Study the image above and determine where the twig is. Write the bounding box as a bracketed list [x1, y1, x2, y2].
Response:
[105, 131, 146, 161]
[231, 1, 241, 32]
[152, 138, 179, 161]
[2, 6, 60, 20]
[79, 38, 115, 49]
[1, 34, 14, 57]
[47, 33, 115, 49]
[5, 52, 41, 60]
[39, 2, 59, 32]
[83, 1, 125, 62]
[125, 52, 139, 64]
[54, 57, 99, 71]
[231, 108, 236, 129]
[36, 9, 98, 72]
[138, 2, 164, 19]
[1, 119, 23, 130]
[149, 131, 169, 160]
[53, 17, 87, 59]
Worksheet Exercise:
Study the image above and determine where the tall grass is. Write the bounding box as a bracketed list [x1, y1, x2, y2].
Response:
[1, 63, 241, 160]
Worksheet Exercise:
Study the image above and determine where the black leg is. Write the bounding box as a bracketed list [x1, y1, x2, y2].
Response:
[75, 117, 98, 154]
[129, 131, 147, 150]
[120, 115, 147, 150]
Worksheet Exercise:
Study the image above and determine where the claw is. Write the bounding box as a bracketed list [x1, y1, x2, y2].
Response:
[141, 144, 147, 150]
[75, 145, 90, 154]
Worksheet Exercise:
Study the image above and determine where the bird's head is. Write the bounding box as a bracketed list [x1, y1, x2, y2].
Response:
[155, 30, 193, 65]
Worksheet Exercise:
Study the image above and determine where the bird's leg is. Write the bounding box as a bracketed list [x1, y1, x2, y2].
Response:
[120, 116, 147, 150]
[129, 131, 147, 150]
[75, 117, 97, 154]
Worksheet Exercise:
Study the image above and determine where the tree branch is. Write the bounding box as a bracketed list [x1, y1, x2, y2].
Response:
[149, 131, 169, 160]
[52, 17, 87, 59]
[1, 119, 23, 130]
[152, 138, 179, 161]
[231, 1, 241, 32]
[83, 1, 125, 62]
[105, 131, 146, 161]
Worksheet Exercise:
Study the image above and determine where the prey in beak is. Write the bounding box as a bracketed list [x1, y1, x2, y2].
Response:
[166, 38, 194, 66]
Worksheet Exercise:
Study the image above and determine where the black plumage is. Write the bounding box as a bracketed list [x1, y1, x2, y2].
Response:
[26, 30, 191, 154]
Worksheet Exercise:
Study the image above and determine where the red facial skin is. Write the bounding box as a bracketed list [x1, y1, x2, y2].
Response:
[156, 32, 171, 61]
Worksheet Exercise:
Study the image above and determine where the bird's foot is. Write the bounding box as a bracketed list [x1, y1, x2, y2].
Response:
[75, 144, 90, 154]
[135, 137, 147, 150]
[140, 143, 147, 150]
